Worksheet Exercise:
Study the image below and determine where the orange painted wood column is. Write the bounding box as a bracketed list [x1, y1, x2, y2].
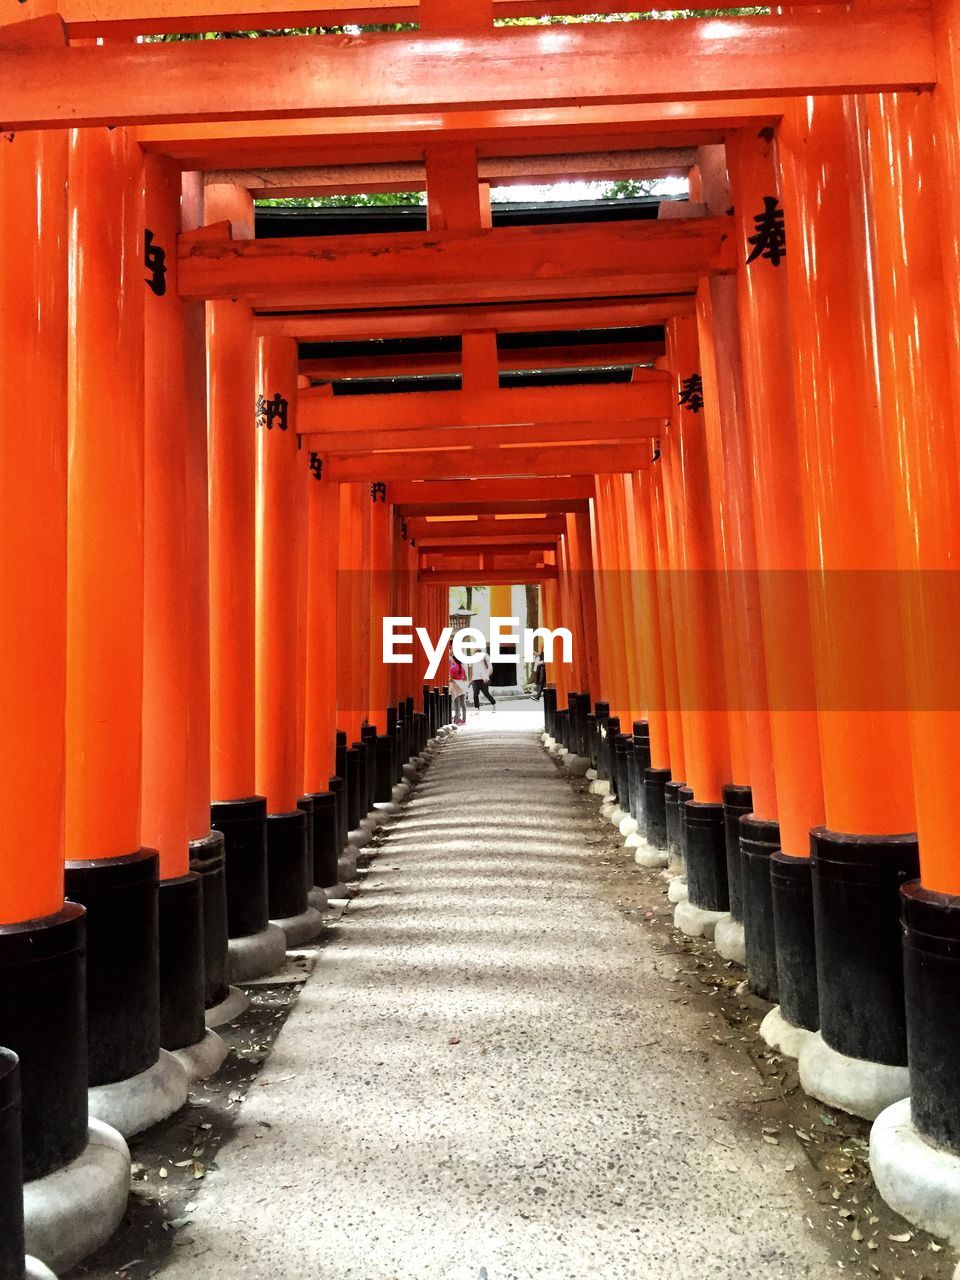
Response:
[633, 469, 672, 786]
[256, 336, 316, 934]
[0, 119, 92, 1182]
[649, 464, 686, 790]
[337, 484, 366, 743]
[303, 466, 339, 797]
[142, 154, 210, 1049]
[587, 495, 616, 717]
[0, 127, 68, 928]
[611, 472, 646, 728]
[568, 510, 602, 699]
[727, 125, 825, 1031]
[65, 126, 164, 1089]
[369, 483, 393, 731]
[866, 84, 960, 1151]
[779, 95, 918, 1087]
[660, 315, 732, 911]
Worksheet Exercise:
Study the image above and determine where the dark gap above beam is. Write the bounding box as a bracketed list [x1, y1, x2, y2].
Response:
[328, 366, 635, 394]
[297, 325, 664, 361]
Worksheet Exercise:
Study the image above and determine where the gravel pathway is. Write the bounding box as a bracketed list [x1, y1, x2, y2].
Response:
[161, 705, 834, 1280]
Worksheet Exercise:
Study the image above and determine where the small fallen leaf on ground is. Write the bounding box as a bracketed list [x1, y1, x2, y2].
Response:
[449, 1036, 461, 1045]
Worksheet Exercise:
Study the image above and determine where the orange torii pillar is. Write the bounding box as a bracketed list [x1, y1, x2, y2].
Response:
[365, 482, 404, 819]
[867, 79, 960, 1214]
[0, 120, 128, 1268]
[660, 315, 733, 925]
[256, 337, 323, 947]
[633, 465, 676, 856]
[337, 483, 376, 857]
[301, 457, 347, 899]
[142, 155, 227, 1074]
[206, 182, 283, 985]
[780, 95, 918, 1116]
[697, 274, 780, 984]
[727, 126, 825, 1048]
[586, 486, 628, 794]
[63, 127, 190, 1134]
[648, 460, 688, 858]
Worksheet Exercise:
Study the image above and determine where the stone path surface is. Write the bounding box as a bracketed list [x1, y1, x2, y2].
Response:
[162, 704, 833, 1280]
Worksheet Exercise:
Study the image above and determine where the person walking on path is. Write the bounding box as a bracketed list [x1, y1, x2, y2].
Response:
[449, 654, 469, 726]
[471, 650, 497, 711]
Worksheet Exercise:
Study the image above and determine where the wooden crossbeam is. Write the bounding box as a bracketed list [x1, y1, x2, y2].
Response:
[57, 0, 836, 38]
[139, 102, 780, 171]
[179, 219, 733, 308]
[405, 516, 565, 539]
[1, 14, 933, 130]
[323, 441, 648, 482]
[420, 567, 557, 585]
[400, 499, 587, 516]
[300, 340, 664, 381]
[303, 419, 656, 453]
[266, 299, 686, 342]
[299, 379, 671, 434]
[416, 537, 559, 552]
[393, 478, 594, 505]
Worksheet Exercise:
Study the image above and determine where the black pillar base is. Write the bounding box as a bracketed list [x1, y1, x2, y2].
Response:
[664, 781, 684, 867]
[901, 883, 960, 1153]
[306, 791, 339, 889]
[0, 1049, 25, 1280]
[683, 801, 729, 912]
[555, 709, 569, 750]
[267, 809, 310, 921]
[328, 775, 348, 852]
[543, 686, 557, 737]
[631, 723, 651, 824]
[740, 816, 780, 1002]
[360, 726, 377, 812]
[346, 747, 364, 831]
[158, 872, 206, 1053]
[211, 796, 269, 940]
[643, 767, 671, 849]
[65, 849, 160, 1088]
[594, 702, 610, 778]
[375, 736, 394, 803]
[0, 903, 87, 1181]
[189, 830, 229, 1010]
[614, 735, 631, 810]
[722, 784, 752, 924]
[811, 826, 919, 1067]
[771, 851, 820, 1032]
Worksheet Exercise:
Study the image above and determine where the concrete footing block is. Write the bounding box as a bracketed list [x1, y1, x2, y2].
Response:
[25, 1257, 59, 1280]
[88, 1049, 188, 1139]
[563, 754, 591, 777]
[606, 806, 625, 828]
[674, 898, 725, 940]
[24, 1119, 131, 1275]
[714, 915, 747, 966]
[347, 825, 373, 850]
[760, 1005, 813, 1059]
[205, 985, 249, 1029]
[871, 1098, 960, 1244]
[374, 800, 401, 817]
[589, 779, 611, 797]
[308, 886, 329, 913]
[169, 1028, 230, 1081]
[272, 905, 324, 947]
[585, 767, 598, 780]
[392, 783, 410, 804]
[619, 814, 639, 837]
[226, 922, 287, 983]
[633, 841, 669, 869]
[402, 763, 420, 782]
[667, 877, 689, 904]
[798, 1030, 911, 1120]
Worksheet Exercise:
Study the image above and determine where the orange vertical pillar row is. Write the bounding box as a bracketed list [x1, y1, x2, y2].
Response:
[586, 495, 616, 720]
[649, 461, 687, 816]
[866, 86, 960, 1164]
[697, 274, 781, 987]
[610, 473, 646, 730]
[588, 487, 624, 793]
[661, 315, 732, 916]
[205, 182, 276, 975]
[302, 458, 342, 896]
[780, 95, 917, 1106]
[727, 126, 825, 1039]
[256, 337, 320, 945]
[0, 123, 90, 1187]
[64, 127, 169, 1102]
[337, 483, 373, 841]
[593, 480, 629, 730]
[633, 467, 674, 856]
[142, 155, 208, 1057]
[369, 485, 394, 732]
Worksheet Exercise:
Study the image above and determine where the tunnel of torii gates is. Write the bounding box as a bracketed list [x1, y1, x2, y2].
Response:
[6, 0, 960, 1272]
